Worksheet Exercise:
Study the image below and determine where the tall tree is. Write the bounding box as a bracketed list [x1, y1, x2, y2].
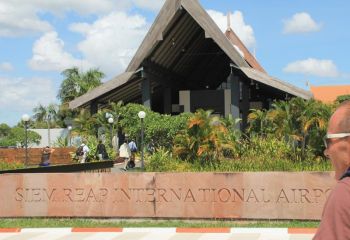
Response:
[57, 67, 104, 103]
[0, 123, 11, 138]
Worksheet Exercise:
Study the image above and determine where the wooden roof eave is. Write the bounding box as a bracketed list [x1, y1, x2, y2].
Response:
[69, 71, 135, 109]
[240, 67, 313, 100]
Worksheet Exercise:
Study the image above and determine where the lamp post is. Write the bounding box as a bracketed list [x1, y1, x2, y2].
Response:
[108, 117, 114, 148]
[67, 125, 72, 146]
[21, 114, 30, 167]
[138, 111, 146, 169]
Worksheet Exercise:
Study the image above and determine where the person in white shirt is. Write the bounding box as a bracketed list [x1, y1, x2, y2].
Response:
[119, 139, 131, 171]
[78, 142, 90, 163]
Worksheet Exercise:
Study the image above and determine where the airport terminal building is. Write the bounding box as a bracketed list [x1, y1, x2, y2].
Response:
[69, 0, 312, 128]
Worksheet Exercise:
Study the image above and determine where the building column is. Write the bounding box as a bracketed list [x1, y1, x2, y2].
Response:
[141, 70, 151, 108]
[163, 87, 172, 114]
[90, 100, 98, 115]
[240, 80, 250, 130]
[179, 90, 190, 112]
[228, 74, 240, 121]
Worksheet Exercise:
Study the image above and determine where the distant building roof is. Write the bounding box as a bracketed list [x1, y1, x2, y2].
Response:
[310, 85, 350, 103]
[225, 28, 266, 74]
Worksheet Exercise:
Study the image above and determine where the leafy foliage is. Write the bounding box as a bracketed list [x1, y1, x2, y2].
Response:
[57, 67, 104, 103]
[173, 109, 237, 163]
[0, 161, 25, 171]
[118, 103, 191, 151]
[146, 148, 192, 172]
[0, 127, 41, 147]
[247, 98, 333, 160]
[0, 123, 11, 138]
[335, 94, 350, 104]
[145, 136, 332, 172]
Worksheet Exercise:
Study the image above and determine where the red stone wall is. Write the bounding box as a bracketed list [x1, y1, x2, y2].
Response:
[0, 148, 75, 166]
[0, 172, 336, 220]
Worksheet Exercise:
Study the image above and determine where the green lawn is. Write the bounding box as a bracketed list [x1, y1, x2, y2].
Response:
[0, 218, 320, 228]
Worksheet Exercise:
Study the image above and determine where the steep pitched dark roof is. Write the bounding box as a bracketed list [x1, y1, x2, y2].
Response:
[69, 0, 312, 109]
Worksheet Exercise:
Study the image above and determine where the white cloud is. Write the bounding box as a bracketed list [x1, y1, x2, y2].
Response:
[207, 10, 256, 49]
[132, 0, 165, 12]
[0, 0, 163, 37]
[283, 58, 339, 78]
[70, 11, 149, 77]
[283, 12, 322, 34]
[28, 31, 92, 72]
[0, 1, 52, 37]
[0, 62, 14, 72]
[0, 76, 56, 112]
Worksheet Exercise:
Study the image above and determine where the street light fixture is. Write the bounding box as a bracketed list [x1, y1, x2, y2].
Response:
[21, 114, 30, 167]
[108, 117, 114, 148]
[138, 111, 146, 169]
[67, 125, 72, 147]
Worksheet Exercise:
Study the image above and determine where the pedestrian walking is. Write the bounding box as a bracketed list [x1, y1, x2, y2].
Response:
[119, 140, 131, 171]
[76, 141, 90, 163]
[128, 139, 137, 168]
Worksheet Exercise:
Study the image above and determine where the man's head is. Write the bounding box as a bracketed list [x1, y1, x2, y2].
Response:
[324, 101, 350, 179]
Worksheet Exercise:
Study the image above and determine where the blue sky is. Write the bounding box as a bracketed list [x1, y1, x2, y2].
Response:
[0, 0, 349, 126]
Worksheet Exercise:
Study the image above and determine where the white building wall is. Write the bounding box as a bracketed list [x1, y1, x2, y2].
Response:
[29, 128, 68, 147]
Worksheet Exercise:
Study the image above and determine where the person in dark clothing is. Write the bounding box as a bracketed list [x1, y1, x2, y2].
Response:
[39, 146, 55, 166]
[128, 139, 137, 169]
[96, 140, 108, 160]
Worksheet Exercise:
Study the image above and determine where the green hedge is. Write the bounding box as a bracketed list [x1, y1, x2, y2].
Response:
[146, 135, 332, 172]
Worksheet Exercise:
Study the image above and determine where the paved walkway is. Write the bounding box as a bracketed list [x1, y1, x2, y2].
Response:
[0, 228, 316, 240]
[111, 159, 141, 173]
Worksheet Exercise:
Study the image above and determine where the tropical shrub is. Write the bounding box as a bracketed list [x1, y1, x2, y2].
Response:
[144, 137, 332, 172]
[173, 109, 236, 163]
[118, 103, 191, 150]
[0, 161, 25, 171]
[247, 98, 333, 161]
[146, 148, 192, 172]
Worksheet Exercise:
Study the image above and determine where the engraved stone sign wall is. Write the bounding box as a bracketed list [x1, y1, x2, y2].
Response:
[0, 172, 335, 219]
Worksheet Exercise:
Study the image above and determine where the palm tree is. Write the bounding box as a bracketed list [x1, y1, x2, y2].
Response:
[299, 99, 332, 157]
[33, 103, 58, 146]
[73, 109, 95, 137]
[247, 109, 270, 135]
[57, 67, 104, 103]
[267, 100, 301, 142]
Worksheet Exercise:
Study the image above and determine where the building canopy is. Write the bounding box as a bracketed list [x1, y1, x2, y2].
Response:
[69, 0, 312, 115]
